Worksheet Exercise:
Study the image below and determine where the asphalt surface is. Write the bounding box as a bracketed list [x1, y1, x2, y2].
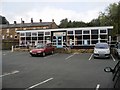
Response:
[1, 50, 119, 89]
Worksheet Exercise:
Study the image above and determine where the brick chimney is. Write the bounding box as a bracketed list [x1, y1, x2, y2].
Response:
[52, 19, 54, 22]
[14, 21, 17, 24]
[40, 19, 42, 23]
[31, 18, 33, 23]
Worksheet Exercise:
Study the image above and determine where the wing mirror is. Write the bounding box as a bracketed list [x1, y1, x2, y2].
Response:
[104, 67, 114, 73]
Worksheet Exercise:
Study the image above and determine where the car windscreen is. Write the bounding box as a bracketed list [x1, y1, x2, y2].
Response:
[36, 44, 45, 49]
[95, 43, 109, 49]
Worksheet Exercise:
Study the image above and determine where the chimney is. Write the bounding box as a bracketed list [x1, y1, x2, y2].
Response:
[40, 19, 42, 23]
[22, 21, 24, 24]
[52, 19, 54, 22]
[14, 21, 17, 24]
[31, 18, 33, 23]
[21, 18, 24, 24]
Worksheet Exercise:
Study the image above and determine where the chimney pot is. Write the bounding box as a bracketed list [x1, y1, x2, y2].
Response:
[31, 18, 33, 23]
[14, 21, 17, 24]
[52, 19, 54, 22]
[40, 19, 42, 23]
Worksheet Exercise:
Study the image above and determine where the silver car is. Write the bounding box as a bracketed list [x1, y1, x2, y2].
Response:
[114, 42, 120, 59]
[94, 43, 110, 58]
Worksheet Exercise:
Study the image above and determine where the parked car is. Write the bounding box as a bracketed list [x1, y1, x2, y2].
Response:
[104, 61, 120, 88]
[30, 43, 54, 57]
[93, 43, 110, 59]
[113, 42, 120, 59]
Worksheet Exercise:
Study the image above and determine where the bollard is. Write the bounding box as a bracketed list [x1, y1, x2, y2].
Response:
[11, 45, 14, 52]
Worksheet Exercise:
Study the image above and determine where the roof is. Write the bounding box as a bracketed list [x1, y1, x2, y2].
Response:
[16, 26, 113, 33]
[0, 22, 53, 28]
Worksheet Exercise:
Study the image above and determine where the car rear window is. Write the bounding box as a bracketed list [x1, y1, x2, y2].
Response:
[95, 43, 109, 49]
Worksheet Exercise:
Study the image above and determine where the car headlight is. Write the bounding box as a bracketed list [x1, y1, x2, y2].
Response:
[37, 51, 41, 53]
[94, 49, 98, 54]
[30, 50, 32, 53]
[105, 49, 110, 54]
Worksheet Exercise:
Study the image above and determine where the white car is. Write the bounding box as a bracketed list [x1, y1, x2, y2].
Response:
[94, 43, 110, 58]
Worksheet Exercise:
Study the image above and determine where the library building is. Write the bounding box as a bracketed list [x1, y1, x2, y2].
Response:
[16, 26, 113, 48]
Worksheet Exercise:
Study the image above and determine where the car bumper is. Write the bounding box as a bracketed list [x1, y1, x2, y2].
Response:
[94, 53, 110, 58]
[30, 52, 43, 56]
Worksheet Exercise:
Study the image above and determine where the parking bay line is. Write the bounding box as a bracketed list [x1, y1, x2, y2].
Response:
[89, 54, 93, 60]
[96, 84, 100, 90]
[111, 54, 116, 61]
[0, 70, 19, 78]
[65, 53, 76, 60]
[25, 78, 53, 90]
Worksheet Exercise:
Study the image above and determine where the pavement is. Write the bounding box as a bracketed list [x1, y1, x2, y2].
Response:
[1, 50, 120, 89]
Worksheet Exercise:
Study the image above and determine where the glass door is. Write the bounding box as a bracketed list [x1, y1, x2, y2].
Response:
[56, 36, 63, 48]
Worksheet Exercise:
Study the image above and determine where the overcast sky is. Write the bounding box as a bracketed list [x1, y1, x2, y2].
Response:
[1, 0, 119, 25]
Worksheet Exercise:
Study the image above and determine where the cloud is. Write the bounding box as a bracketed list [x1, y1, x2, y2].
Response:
[5, 6, 100, 25]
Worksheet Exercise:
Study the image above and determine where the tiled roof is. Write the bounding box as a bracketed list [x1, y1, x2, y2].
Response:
[0, 22, 53, 28]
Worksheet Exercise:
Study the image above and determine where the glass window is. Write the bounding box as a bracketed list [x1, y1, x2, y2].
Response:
[21, 37, 25, 40]
[75, 30, 82, 34]
[100, 35, 107, 39]
[83, 30, 89, 34]
[38, 32, 44, 36]
[100, 30, 106, 33]
[26, 32, 31, 36]
[32, 32, 37, 37]
[83, 35, 90, 39]
[20, 33, 25, 36]
[91, 29, 98, 34]
[32, 37, 37, 40]
[68, 31, 73, 34]
[91, 35, 98, 39]
[45, 32, 50, 35]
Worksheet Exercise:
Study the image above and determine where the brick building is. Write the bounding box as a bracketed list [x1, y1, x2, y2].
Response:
[0, 18, 58, 49]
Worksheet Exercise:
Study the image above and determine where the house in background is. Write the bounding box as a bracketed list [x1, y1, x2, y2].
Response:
[0, 18, 58, 49]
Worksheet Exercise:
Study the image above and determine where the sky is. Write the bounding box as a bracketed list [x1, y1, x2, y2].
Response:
[1, 0, 120, 25]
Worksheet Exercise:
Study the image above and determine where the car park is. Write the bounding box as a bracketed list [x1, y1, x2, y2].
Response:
[104, 61, 120, 88]
[113, 42, 120, 59]
[29, 43, 55, 57]
[93, 43, 110, 59]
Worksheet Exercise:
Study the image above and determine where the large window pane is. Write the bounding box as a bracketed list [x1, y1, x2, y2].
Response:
[68, 31, 73, 34]
[100, 30, 106, 33]
[91, 29, 98, 34]
[75, 30, 82, 34]
[83, 30, 89, 34]
[26, 32, 31, 36]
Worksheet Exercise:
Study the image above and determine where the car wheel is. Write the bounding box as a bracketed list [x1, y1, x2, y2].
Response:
[31, 54, 35, 57]
[42, 52, 45, 57]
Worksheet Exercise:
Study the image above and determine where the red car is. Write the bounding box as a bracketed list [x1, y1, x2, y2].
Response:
[30, 43, 55, 57]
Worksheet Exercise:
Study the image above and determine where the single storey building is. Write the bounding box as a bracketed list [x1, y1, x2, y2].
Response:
[16, 26, 113, 48]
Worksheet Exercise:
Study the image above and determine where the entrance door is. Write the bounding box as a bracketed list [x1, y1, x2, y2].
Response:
[56, 36, 63, 48]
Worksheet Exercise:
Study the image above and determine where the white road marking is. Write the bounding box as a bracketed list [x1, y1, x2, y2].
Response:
[65, 53, 76, 60]
[96, 84, 100, 90]
[89, 54, 93, 60]
[44, 53, 58, 58]
[111, 54, 116, 61]
[0, 70, 19, 78]
[25, 78, 53, 90]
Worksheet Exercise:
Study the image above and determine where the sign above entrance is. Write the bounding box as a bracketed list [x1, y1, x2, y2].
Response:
[53, 32, 66, 36]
